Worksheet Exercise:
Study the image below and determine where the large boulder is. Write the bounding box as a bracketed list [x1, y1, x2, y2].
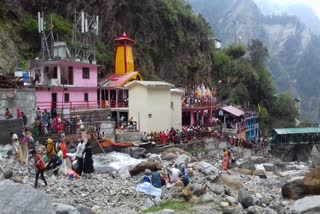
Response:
[3, 170, 13, 179]
[53, 203, 79, 214]
[206, 183, 225, 195]
[236, 158, 254, 170]
[189, 183, 207, 196]
[161, 147, 194, 160]
[310, 145, 320, 167]
[282, 167, 320, 200]
[128, 147, 146, 159]
[0, 180, 55, 214]
[197, 161, 218, 175]
[174, 154, 191, 168]
[147, 153, 162, 162]
[282, 180, 306, 200]
[238, 188, 254, 208]
[292, 195, 320, 214]
[216, 174, 243, 190]
[161, 152, 177, 161]
[129, 161, 162, 176]
[76, 206, 94, 214]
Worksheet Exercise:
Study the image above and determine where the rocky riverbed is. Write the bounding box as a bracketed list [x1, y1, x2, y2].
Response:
[0, 143, 319, 214]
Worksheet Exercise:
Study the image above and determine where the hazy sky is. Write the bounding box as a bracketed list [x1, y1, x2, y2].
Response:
[270, 0, 320, 18]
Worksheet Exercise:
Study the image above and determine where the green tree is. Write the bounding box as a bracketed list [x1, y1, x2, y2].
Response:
[248, 39, 269, 69]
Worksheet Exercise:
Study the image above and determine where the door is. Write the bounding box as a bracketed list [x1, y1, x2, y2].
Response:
[51, 93, 57, 109]
[68, 67, 73, 85]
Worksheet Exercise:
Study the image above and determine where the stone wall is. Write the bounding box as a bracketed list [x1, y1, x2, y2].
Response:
[0, 119, 23, 145]
[116, 132, 143, 143]
[0, 88, 36, 126]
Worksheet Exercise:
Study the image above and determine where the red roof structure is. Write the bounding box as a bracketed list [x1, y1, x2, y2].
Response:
[98, 72, 141, 88]
[114, 32, 135, 44]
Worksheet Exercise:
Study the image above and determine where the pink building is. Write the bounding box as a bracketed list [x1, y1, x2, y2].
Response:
[31, 60, 99, 112]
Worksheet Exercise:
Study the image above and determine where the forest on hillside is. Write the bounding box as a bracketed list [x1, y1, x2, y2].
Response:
[0, 0, 297, 132]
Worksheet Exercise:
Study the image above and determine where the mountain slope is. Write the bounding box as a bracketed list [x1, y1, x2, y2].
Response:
[189, 0, 320, 122]
[0, 0, 214, 87]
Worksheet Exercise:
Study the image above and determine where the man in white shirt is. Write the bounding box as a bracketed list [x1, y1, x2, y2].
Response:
[168, 167, 181, 183]
[75, 140, 86, 176]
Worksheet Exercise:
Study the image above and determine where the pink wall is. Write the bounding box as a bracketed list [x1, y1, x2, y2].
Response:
[36, 88, 98, 111]
[72, 64, 97, 87]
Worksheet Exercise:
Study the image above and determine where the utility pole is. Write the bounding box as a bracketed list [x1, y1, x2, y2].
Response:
[233, 20, 237, 44]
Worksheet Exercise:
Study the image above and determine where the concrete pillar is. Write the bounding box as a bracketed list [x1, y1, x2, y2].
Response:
[190, 111, 195, 126]
[115, 90, 119, 108]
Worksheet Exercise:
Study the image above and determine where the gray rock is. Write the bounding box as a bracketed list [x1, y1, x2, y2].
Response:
[161, 152, 177, 161]
[236, 158, 254, 170]
[0, 180, 54, 214]
[207, 183, 225, 195]
[143, 198, 155, 209]
[174, 154, 190, 168]
[250, 156, 265, 164]
[218, 142, 228, 150]
[190, 183, 207, 196]
[238, 188, 254, 208]
[197, 161, 218, 175]
[222, 203, 243, 214]
[118, 168, 131, 179]
[3, 170, 13, 179]
[263, 163, 274, 172]
[202, 192, 215, 202]
[154, 196, 162, 206]
[247, 206, 263, 214]
[292, 195, 320, 214]
[128, 147, 146, 159]
[108, 207, 137, 214]
[77, 206, 93, 214]
[147, 154, 162, 162]
[310, 145, 320, 167]
[53, 203, 79, 214]
[225, 196, 237, 204]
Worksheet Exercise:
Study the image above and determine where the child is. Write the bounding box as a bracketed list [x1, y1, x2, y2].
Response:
[31, 150, 47, 188]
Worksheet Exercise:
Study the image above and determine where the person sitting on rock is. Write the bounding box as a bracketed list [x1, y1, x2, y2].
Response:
[167, 166, 180, 183]
[151, 170, 161, 188]
[180, 164, 190, 186]
[142, 169, 151, 183]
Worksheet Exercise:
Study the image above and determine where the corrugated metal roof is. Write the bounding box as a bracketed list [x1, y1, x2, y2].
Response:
[222, 106, 245, 117]
[273, 127, 320, 135]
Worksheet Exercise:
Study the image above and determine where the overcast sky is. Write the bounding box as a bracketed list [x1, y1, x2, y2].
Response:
[269, 0, 320, 18]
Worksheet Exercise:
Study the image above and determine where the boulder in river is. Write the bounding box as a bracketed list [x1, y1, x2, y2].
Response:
[129, 161, 162, 176]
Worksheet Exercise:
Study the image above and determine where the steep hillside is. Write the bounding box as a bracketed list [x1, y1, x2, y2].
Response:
[189, 0, 320, 122]
[0, 0, 214, 87]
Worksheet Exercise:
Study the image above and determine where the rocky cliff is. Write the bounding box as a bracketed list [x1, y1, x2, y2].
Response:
[0, 0, 213, 87]
[189, 0, 320, 122]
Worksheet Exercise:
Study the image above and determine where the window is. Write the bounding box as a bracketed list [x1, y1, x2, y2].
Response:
[84, 93, 88, 102]
[64, 93, 69, 103]
[148, 114, 152, 118]
[53, 67, 58, 78]
[82, 67, 90, 79]
[171, 101, 174, 109]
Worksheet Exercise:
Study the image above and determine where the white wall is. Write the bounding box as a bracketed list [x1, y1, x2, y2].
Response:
[146, 88, 171, 132]
[128, 85, 172, 132]
[170, 92, 182, 130]
[128, 84, 148, 132]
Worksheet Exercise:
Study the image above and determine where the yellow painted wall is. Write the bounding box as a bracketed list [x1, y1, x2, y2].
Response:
[115, 45, 135, 75]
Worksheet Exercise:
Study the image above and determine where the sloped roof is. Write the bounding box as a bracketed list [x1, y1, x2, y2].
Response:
[273, 127, 320, 135]
[99, 72, 141, 87]
[222, 106, 245, 117]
